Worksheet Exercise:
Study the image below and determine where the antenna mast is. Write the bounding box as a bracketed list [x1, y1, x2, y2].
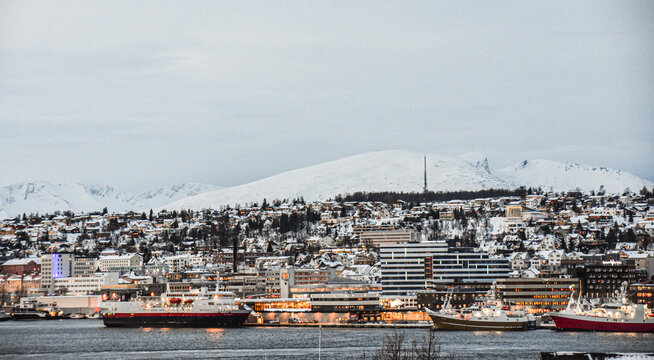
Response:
[423, 154, 428, 193]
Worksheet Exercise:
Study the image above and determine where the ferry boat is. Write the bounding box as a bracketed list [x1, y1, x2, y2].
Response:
[426, 286, 535, 331]
[101, 287, 252, 328]
[10, 299, 63, 320]
[550, 283, 654, 333]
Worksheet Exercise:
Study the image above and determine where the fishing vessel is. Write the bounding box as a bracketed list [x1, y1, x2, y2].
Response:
[426, 286, 535, 331]
[550, 283, 654, 333]
[101, 287, 252, 327]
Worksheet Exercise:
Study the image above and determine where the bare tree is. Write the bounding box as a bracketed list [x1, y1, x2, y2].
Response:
[363, 330, 460, 360]
[372, 331, 409, 360]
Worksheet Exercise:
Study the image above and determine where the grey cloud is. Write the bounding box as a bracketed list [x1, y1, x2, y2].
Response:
[1, 1, 652, 191]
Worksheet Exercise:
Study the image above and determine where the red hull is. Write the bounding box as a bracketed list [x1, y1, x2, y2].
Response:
[107, 312, 246, 317]
[551, 314, 654, 333]
[103, 312, 250, 327]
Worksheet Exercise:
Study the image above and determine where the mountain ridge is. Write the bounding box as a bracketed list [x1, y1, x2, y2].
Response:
[1, 150, 652, 217]
[0, 181, 219, 219]
[159, 150, 653, 211]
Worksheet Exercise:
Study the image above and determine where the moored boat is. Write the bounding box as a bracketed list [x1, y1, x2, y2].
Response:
[426, 285, 535, 331]
[100, 287, 251, 328]
[85, 312, 102, 319]
[10, 299, 63, 320]
[550, 283, 654, 333]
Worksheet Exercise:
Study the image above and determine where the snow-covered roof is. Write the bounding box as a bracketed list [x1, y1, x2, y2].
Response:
[2, 257, 41, 266]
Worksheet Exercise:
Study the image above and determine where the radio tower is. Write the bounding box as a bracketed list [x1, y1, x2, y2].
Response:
[423, 154, 428, 193]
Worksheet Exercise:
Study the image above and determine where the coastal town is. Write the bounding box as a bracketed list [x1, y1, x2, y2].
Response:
[1, 188, 653, 327]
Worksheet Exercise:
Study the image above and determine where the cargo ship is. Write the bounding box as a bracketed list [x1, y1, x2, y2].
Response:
[550, 283, 654, 333]
[426, 286, 536, 331]
[101, 287, 252, 327]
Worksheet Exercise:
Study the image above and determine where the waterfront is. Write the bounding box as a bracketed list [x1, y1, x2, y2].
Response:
[0, 320, 653, 359]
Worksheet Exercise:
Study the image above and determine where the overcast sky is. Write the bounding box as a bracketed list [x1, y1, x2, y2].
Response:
[1, 1, 652, 192]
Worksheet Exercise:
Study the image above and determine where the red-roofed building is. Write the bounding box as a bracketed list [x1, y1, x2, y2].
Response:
[1, 258, 41, 275]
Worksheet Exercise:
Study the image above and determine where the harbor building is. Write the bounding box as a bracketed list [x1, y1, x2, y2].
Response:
[381, 241, 509, 296]
[53, 272, 120, 295]
[425, 249, 510, 285]
[264, 266, 336, 298]
[630, 283, 654, 308]
[495, 277, 578, 313]
[380, 241, 448, 295]
[310, 292, 380, 313]
[417, 282, 493, 310]
[569, 259, 648, 298]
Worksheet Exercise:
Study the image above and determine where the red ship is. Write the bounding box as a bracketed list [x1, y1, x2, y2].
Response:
[551, 283, 654, 333]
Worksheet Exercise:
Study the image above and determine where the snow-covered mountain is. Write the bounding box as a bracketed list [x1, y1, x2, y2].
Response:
[497, 159, 654, 194]
[2, 151, 651, 216]
[160, 150, 653, 211]
[134, 183, 220, 210]
[159, 150, 511, 210]
[0, 181, 219, 219]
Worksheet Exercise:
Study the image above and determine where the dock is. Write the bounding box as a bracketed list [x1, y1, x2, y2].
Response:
[245, 322, 433, 328]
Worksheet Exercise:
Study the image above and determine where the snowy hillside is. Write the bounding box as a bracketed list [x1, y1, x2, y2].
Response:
[0, 182, 218, 219]
[2, 151, 651, 216]
[161, 151, 653, 211]
[134, 183, 220, 210]
[160, 150, 511, 210]
[497, 159, 654, 194]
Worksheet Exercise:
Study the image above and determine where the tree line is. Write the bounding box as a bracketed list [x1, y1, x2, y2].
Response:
[334, 188, 527, 204]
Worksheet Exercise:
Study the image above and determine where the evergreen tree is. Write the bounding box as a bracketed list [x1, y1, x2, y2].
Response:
[640, 186, 651, 197]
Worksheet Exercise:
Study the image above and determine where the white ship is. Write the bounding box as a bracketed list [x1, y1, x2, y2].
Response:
[101, 287, 252, 327]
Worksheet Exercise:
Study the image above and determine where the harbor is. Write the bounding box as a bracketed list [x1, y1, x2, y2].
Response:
[1, 320, 653, 360]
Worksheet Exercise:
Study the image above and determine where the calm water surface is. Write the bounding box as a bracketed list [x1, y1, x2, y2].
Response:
[0, 320, 653, 359]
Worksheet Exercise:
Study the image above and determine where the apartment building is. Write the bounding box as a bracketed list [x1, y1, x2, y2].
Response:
[360, 230, 418, 247]
[379, 241, 448, 295]
[97, 254, 142, 272]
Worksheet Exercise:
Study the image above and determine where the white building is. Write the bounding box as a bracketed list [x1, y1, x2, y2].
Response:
[72, 257, 97, 277]
[379, 241, 448, 295]
[360, 230, 418, 247]
[97, 254, 142, 272]
[162, 254, 210, 272]
[41, 253, 73, 290]
[53, 272, 120, 295]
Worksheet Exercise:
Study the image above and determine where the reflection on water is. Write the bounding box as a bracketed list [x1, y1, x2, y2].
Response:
[472, 331, 505, 336]
[206, 328, 225, 340]
[597, 331, 640, 338]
